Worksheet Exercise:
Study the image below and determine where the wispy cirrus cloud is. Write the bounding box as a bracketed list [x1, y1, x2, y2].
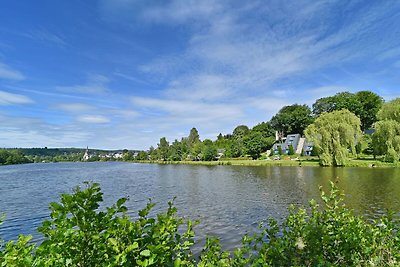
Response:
[0, 115, 90, 148]
[56, 74, 110, 95]
[99, 0, 222, 24]
[55, 103, 95, 112]
[0, 63, 25, 81]
[22, 28, 66, 47]
[0, 90, 33, 105]
[104, 0, 400, 145]
[76, 115, 110, 124]
[2, 1, 400, 150]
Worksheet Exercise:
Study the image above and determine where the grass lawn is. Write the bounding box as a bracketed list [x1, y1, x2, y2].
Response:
[136, 156, 398, 167]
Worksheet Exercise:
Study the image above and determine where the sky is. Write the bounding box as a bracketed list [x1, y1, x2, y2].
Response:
[1, 0, 400, 150]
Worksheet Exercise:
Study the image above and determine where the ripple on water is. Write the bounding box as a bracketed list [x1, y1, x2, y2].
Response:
[1, 163, 400, 251]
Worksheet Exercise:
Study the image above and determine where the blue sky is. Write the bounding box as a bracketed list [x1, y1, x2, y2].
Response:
[1, 0, 400, 150]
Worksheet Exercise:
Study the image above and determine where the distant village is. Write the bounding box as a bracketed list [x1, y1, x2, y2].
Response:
[82, 147, 138, 161]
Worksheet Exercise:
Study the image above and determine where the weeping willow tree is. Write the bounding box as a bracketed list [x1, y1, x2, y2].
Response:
[305, 109, 362, 166]
[372, 98, 400, 162]
[372, 120, 400, 162]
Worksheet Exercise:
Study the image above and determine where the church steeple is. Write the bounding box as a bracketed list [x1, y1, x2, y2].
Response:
[82, 146, 90, 161]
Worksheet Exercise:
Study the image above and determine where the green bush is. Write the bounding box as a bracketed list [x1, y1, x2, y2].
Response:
[1, 182, 400, 266]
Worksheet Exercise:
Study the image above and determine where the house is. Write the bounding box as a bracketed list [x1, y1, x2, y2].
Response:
[113, 152, 123, 159]
[302, 140, 314, 156]
[216, 149, 225, 159]
[272, 134, 313, 155]
[272, 134, 301, 154]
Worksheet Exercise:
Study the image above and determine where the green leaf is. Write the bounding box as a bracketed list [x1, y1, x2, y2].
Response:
[108, 238, 118, 247]
[116, 197, 127, 207]
[174, 258, 181, 267]
[140, 249, 151, 257]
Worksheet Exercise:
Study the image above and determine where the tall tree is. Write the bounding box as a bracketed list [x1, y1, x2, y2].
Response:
[270, 104, 314, 136]
[372, 120, 400, 162]
[376, 98, 400, 122]
[305, 109, 362, 166]
[243, 132, 266, 159]
[226, 139, 245, 158]
[355, 91, 384, 130]
[251, 122, 275, 138]
[158, 137, 169, 161]
[188, 127, 200, 146]
[312, 92, 363, 117]
[312, 96, 336, 116]
[169, 139, 183, 161]
[201, 139, 217, 161]
[232, 125, 250, 139]
[372, 98, 400, 162]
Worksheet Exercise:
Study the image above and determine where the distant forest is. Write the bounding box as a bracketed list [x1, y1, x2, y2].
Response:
[0, 147, 139, 165]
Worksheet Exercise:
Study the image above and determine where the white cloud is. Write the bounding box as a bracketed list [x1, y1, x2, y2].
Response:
[0, 90, 33, 105]
[57, 74, 110, 94]
[0, 63, 25, 81]
[2, 1, 396, 150]
[99, 0, 222, 24]
[0, 116, 90, 148]
[56, 103, 94, 112]
[164, 74, 232, 101]
[22, 28, 66, 47]
[114, 72, 149, 84]
[77, 115, 110, 124]
[141, 0, 222, 24]
[111, 109, 140, 118]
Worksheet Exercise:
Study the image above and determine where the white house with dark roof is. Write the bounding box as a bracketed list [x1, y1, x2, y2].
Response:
[272, 134, 313, 155]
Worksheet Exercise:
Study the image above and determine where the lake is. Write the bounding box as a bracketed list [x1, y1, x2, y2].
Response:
[1, 162, 400, 251]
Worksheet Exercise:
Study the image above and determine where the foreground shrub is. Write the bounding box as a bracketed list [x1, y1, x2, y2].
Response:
[1, 181, 400, 266]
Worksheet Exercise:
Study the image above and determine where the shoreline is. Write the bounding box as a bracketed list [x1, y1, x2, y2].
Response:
[2, 158, 397, 168]
[133, 158, 398, 168]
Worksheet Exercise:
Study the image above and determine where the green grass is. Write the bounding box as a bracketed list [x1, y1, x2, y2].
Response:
[135, 156, 399, 168]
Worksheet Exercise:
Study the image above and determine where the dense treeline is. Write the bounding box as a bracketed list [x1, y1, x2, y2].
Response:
[142, 90, 398, 166]
[1, 182, 400, 266]
[0, 149, 32, 165]
[0, 148, 139, 164]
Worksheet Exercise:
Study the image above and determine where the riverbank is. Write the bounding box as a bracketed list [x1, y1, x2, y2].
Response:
[135, 157, 398, 167]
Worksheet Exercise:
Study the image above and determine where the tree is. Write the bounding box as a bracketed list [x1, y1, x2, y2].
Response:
[188, 127, 200, 146]
[232, 125, 250, 139]
[191, 142, 204, 160]
[277, 146, 283, 155]
[312, 96, 336, 116]
[372, 120, 400, 162]
[0, 149, 32, 165]
[122, 151, 133, 161]
[312, 91, 383, 130]
[251, 122, 275, 138]
[201, 139, 217, 161]
[305, 109, 362, 166]
[372, 98, 400, 162]
[270, 104, 314, 136]
[312, 92, 363, 118]
[180, 138, 190, 159]
[243, 132, 266, 159]
[288, 145, 294, 155]
[225, 139, 245, 158]
[158, 137, 169, 161]
[136, 151, 148, 160]
[355, 91, 384, 130]
[377, 98, 400, 122]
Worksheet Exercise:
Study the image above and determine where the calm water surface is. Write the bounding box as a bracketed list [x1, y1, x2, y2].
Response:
[1, 162, 400, 251]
